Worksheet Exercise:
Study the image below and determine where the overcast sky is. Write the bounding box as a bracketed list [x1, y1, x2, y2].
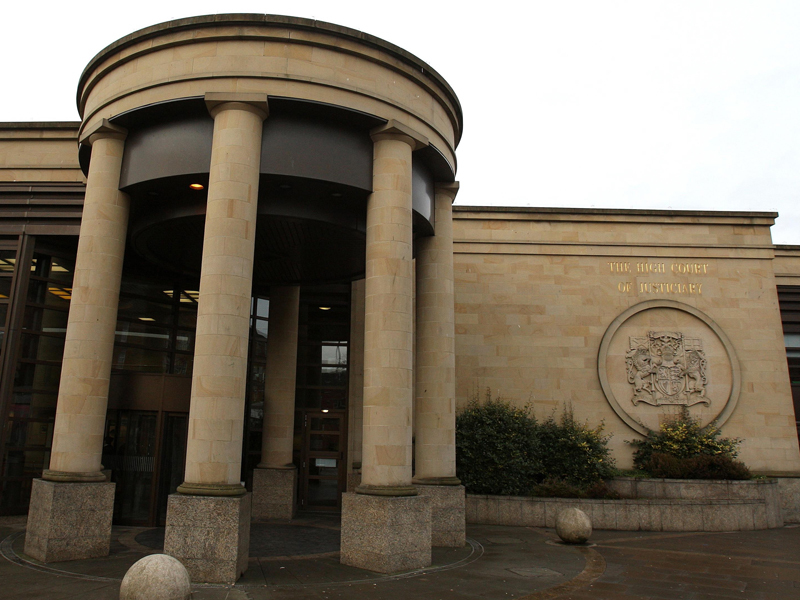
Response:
[4, 1, 799, 243]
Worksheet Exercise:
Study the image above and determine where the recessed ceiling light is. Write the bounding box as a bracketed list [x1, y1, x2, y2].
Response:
[189, 183, 204, 190]
[139, 317, 156, 322]
[319, 306, 331, 311]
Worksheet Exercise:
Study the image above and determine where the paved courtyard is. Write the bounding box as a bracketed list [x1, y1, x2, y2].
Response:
[1, 515, 798, 599]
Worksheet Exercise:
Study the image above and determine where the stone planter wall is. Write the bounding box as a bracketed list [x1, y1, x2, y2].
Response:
[466, 478, 784, 532]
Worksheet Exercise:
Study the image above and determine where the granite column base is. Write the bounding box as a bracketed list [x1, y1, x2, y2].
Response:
[414, 483, 466, 547]
[164, 492, 251, 584]
[24, 479, 115, 563]
[340, 492, 431, 573]
[252, 466, 296, 520]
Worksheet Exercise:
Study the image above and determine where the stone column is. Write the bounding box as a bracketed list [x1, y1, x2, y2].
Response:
[253, 285, 300, 520]
[164, 93, 267, 584]
[24, 119, 127, 563]
[340, 121, 433, 574]
[413, 182, 465, 547]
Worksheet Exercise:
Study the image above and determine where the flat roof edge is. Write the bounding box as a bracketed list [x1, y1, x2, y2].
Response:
[0, 122, 81, 129]
[453, 205, 779, 219]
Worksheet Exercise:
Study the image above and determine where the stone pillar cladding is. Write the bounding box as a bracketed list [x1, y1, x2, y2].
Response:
[413, 182, 465, 547]
[253, 285, 300, 520]
[340, 121, 433, 574]
[24, 119, 127, 562]
[164, 93, 267, 584]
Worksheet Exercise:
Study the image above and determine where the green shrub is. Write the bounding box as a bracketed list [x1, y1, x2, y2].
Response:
[642, 452, 751, 480]
[642, 452, 684, 479]
[455, 394, 541, 495]
[537, 409, 616, 486]
[628, 408, 746, 479]
[455, 392, 615, 496]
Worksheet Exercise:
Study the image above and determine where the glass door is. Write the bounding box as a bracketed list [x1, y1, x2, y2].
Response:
[103, 410, 158, 525]
[300, 411, 346, 511]
[156, 413, 188, 525]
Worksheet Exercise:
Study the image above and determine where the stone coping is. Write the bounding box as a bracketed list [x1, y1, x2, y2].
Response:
[466, 493, 783, 532]
[607, 476, 779, 500]
[466, 479, 784, 532]
[453, 205, 778, 220]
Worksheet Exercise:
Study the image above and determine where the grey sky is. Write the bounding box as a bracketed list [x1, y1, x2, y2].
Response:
[4, 1, 799, 243]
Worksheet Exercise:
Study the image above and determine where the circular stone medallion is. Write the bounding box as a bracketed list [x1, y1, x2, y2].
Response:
[598, 300, 740, 435]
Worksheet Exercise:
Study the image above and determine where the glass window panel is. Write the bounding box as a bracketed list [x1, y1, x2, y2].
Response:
[308, 458, 338, 477]
[309, 323, 348, 341]
[321, 366, 347, 387]
[115, 320, 171, 350]
[180, 289, 199, 304]
[321, 345, 347, 365]
[3, 418, 53, 451]
[26, 394, 57, 419]
[310, 417, 340, 432]
[252, 338, 267, 360]
[22, 306, 69, 332]
[121, 280, 173, 302]
[255, 319, 268, 339]
[29, 254, 46, 276]
[785, 333, 800, 349]
[309, 434, 339, 452]
[113, 346, 169, 373]
[248, 429, 261, 453]
[47, 257, 74, 281]
[321, 389, 347, 411]
[27, 280, 72, 308]
[0, 303, 7, 327]
[298, 389, 321, 409]
[14, 362, 62, 392]
[0, 250, 16, 273]
[173, 353, 193, 376]
[175, 329, 194, 352]
[178, 308, 197, 328]
[117, 296, 173, 325]
[256, 298, 269, 318]
[0, 277, 11, 298]
[306, 479, 338, 507]
[19, 333, 65, 362]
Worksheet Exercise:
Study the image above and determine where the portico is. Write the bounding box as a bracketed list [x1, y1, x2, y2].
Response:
[21, 14, 465, 582]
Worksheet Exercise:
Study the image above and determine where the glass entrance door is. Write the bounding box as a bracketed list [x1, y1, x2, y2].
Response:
[156, 413, 188, 525]
[300, 411, 346, 511]
[103, 410, 158, 525]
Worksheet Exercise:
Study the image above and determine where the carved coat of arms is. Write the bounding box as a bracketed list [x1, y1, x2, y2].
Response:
[625, 331, 710, 407]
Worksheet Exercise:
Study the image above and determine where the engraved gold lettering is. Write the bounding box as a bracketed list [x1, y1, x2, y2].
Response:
[636, 262, 665, 274]
[671, 262, 711, 275]
[609, 261, 630, 273]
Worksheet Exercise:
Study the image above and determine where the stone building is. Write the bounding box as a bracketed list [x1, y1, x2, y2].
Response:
[0, 13, 798, 584]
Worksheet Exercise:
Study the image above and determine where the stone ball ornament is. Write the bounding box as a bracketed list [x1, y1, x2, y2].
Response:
[555, 508, 593, 544]
[119, 554, 191, 600]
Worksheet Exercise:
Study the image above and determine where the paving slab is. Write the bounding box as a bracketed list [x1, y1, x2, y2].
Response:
[1, 515, 799, 599]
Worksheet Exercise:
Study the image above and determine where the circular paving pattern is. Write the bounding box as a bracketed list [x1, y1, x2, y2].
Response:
[135, 523, 341, 558]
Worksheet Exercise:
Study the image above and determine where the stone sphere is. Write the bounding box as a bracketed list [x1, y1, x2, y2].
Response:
[120, 554, 191, 600]
[555, 508, 592, 544]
